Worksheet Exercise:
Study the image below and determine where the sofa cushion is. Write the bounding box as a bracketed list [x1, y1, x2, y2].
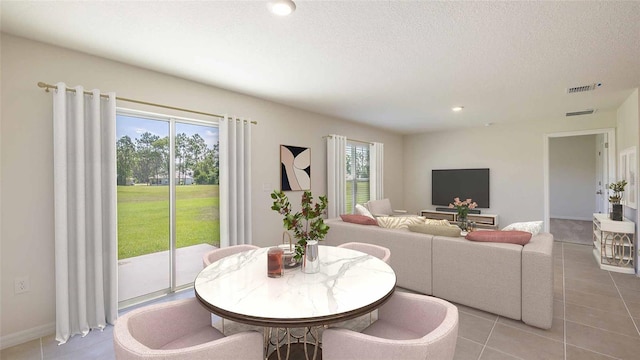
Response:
[324, 218, 434, 294]
[340, 214, 378, 225]
[408, 224, 461, 237]
[432, 235, 523, 320]
[377, 216, 425, 229]
[465, 230, 532, 245]
[355, 204, 375, 219]
[502, 221, 543, 236]
[424, 219, 452, 226]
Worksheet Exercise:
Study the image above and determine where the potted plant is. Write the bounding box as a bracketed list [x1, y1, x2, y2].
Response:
[609, 180, 627, 221]
[271, 190, 330, 262]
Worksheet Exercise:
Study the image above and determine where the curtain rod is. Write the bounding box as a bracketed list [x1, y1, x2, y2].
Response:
[324, 134, 373, 145]
[37, 82, 257, 125]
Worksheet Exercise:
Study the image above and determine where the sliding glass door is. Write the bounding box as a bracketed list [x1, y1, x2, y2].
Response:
[116, 110, 219, 306]
[174, 122, 220, 287]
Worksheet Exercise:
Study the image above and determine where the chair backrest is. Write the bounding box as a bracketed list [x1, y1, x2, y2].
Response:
[337, 242, 391, 264]
[121, 298, 214, 350]
[365, 199, 393, 216]
[203, 244, 260, 268]
[383, 293, 458, 359]
[113, 297, 264, 360]
[322, 292, 458, 360]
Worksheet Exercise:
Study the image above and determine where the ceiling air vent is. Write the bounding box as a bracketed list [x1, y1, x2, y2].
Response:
[566, 83, 601, 94]
[566, 109, 596, 117]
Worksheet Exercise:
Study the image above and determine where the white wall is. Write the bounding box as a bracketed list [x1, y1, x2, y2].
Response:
[0, 34, 404, 342]
[617, 88, 640, 220]
[549, 135, 597, 221]
[403, 116, 617, 228]
[616, 88, 639, 273]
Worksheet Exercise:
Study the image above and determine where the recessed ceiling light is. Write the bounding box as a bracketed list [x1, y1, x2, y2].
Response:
[452, 106, 464, 112]
[268, 0, 296, 16]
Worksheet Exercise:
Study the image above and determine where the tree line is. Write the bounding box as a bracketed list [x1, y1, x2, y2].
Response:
[346, 144, 370, 179]
[116, 132, 219, 186]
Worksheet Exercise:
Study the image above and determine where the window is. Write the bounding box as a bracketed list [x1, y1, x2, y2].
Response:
[345, 142, 370, 213]
[116, 109, 219, 304]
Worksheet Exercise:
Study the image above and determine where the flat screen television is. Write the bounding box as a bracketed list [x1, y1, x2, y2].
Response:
[432, 168, 490, 208]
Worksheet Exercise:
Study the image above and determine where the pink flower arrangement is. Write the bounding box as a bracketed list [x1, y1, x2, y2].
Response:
[448, 197, 478, 218]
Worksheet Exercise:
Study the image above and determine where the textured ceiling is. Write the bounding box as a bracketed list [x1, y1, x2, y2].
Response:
[2, 1, 639, 134]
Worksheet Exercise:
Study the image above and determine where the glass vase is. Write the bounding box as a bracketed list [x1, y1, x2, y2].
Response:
[458, 216, 468, 231]
[301, 240, 319, 273]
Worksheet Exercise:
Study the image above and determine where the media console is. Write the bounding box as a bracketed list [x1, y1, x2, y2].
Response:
[420, 209, 498, 229]
[435, 207, 481, 214]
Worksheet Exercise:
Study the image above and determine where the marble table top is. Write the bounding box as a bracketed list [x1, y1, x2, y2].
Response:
[194, 245, 396, 327]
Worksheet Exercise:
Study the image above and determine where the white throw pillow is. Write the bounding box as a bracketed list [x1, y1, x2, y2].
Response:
[366, 199, 393, 216]
[502, 221, 543, 236]
[355, 204, 375, 219]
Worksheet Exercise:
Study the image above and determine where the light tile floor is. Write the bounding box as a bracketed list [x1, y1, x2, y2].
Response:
[2, 241, 640, 360]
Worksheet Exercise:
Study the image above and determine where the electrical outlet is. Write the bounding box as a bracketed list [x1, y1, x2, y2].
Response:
[14, 276, 30, 294]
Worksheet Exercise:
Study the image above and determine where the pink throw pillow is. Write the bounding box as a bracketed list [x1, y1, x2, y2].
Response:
[340, 214, 378, 226]
[465, 230, 532, 245]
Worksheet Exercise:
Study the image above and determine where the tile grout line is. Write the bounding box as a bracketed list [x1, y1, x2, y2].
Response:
[564, 317, 640, 339]
[563, 313, 640, 338]
[566, 343, 623, 360]
[493, 317, 564, 343]
[457, 335, 485, 346]
[476, 316, 498, 360]
[482, 345, 527, 360]
[607, 270, 640, 337]
[562, 242, 567, 360]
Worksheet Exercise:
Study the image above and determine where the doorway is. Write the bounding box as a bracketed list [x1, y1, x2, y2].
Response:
[543, 129, 616, 243]
[116, 109, 220, 308]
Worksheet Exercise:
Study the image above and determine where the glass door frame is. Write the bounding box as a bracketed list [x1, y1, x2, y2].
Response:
[117, 107, 219, 309]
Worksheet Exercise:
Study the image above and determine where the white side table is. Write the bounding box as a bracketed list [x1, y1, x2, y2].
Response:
[592, 213, 635, 274]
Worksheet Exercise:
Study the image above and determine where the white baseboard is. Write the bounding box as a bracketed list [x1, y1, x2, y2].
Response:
[0, 322, 54, 350]
[550, 215, 593, 222]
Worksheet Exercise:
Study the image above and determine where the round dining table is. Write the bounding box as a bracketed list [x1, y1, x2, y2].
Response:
[194, 245, 396, 359]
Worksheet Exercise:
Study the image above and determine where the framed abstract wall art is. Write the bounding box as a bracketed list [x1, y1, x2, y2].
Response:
[620, 146, 637, 209]
[280, 145, 311, 191]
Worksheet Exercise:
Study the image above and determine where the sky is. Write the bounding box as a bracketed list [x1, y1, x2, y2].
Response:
[116, 114, 218, 149]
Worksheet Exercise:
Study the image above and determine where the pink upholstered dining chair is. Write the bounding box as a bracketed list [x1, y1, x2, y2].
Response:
[202, 244, 260, 268]
[113, 297, 263, 360]
[322, 292, 459, 360]
[337, 242, 391, 264]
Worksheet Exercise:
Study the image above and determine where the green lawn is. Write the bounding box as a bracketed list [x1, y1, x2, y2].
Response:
[346, 180, 370, 214]
[117, 185, 220, 259]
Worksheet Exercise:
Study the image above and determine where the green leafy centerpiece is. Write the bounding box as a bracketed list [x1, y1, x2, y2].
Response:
[271, 190, 330, 261]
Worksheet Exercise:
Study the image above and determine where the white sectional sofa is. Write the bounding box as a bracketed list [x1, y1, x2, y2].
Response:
[323, 218, 554, 329]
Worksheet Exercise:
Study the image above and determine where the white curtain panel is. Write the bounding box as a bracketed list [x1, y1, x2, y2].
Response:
[53, 83, 117, 344]
[327, 134, 347, 218]
[219, 116, 252, 247]
[370, 142, 384, 200]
